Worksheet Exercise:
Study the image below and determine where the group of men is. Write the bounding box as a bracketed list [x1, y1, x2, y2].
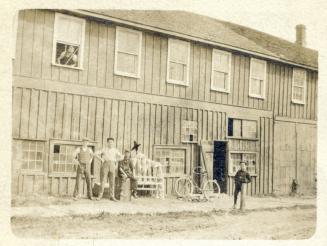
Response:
[72, 137, 138, 201]
[72, 136, 252, 209]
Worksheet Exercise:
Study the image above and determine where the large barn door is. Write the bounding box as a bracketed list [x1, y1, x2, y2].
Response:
[273, 121, 296, 194]
[274, 121, 317, 195]
[296, 124, 317, 194]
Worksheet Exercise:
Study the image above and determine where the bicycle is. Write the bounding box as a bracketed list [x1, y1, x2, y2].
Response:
[174, 166, 221, 201]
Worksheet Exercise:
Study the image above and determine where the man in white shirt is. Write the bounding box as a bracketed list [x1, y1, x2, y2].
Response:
[95, 137, 124, 201]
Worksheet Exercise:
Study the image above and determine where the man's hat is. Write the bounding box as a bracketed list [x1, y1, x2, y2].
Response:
[131, 141, 141, 152]
[82, 137, 90, 141]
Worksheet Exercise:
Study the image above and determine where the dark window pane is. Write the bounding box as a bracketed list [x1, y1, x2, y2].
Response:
[54, 145, 60, 153]
[228, 118, 233, 136]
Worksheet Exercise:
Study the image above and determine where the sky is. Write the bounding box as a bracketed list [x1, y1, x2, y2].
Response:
[95, 0, 327, 51]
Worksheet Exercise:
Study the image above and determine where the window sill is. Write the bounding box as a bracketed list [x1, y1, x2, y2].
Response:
[167, 79, 189, 86]
[249, 94, 265, 100]
[181, 141, 198, 144]
[114, 70, 140, 79]
[210, 88, 230, 94]
[291, 100, 305, 105]
[52, 62, 84, 70]
[227, 136, 259, 141]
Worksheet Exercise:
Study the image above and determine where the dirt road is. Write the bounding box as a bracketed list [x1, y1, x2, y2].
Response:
[11, 205, 315, 240]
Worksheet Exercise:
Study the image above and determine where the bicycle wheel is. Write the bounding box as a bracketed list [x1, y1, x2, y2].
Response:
[202, 180, 220, 200]
[174, 177, 193, 198]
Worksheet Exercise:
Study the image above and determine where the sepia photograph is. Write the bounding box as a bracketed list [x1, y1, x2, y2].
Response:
[6, 0, 324, 241]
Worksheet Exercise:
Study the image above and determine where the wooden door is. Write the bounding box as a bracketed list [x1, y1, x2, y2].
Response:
[199, 140, 214, 180]
[273, 121, 296, 194]
[296, 124, 317, 194]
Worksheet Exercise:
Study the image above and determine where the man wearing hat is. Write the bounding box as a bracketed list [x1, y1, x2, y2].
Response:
[95, 137, 124, 201]
[118, 150, 138, 199]
[72, 137, 94, 200]
[233, 161, 251, 209]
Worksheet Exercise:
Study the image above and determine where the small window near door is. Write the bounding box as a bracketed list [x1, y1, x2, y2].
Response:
[154, 146, 186, 175]
[228, 118, 258, 139]
[181, 120, 198, 143]
[229, 152, 256, 175]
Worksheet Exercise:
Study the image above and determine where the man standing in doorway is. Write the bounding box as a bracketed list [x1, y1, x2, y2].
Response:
[73, 137, 94, 200]
[233, 161, 251, 209]
[95, 137, 124, 201]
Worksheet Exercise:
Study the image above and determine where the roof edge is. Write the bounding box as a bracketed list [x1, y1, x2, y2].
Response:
[68, 9, 318, 71]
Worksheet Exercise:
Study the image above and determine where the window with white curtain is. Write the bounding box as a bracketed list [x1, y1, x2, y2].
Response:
[292, 68, 307, 104]
[52, 13, 85, 69]
[249, 58, 266, 99]
[114, 26, 142, 78]
[167, 38, 190, 85]
[211, 49, 231, 92]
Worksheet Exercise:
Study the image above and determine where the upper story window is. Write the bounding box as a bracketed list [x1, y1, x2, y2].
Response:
[228, 118, 258, 140]
[52, 13, 85, 69]
[211, 49, 231, 93]
[249, 58, 266, 99]
[181, 120, 198, 143]
[167, 38, 190, 86]
[292, 68, 307, 104]
[114, 26, 142, 78]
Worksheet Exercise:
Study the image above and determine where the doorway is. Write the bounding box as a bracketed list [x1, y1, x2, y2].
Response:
[213, 141, 227, 193]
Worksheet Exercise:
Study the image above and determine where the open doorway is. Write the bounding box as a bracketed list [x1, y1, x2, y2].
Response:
[213, 141, 227, 193]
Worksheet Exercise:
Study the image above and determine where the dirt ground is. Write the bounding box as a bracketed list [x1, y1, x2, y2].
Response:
[11, 195, 316, 240]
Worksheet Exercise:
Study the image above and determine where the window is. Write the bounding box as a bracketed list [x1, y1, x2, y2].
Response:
[211, 49, 231, 92]
[154, 146, 187, 175]
[292, 68, 307, 104]
[49, 140, 95, 176]
[20, 141, 45, 171]
[182, 120, 198, 142]
[228, 118, 258, 139]
[249, 58, 266, 99]
[167, 38, 190, 85]
[52, 13, 85, 69]
[229, 152, 257, 175]
[114, 26, 142, 78]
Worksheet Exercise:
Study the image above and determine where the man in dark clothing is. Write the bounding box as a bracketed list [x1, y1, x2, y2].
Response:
[233, 161, 251, 209]
[118, 150, 138, 199]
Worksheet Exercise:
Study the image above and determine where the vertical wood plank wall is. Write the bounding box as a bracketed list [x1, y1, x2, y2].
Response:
[12, 87, 275, 196]
[13, 10, 317, 121]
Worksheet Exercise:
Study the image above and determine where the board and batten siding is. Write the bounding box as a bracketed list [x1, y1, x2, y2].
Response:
[13, 86, 246, 196]
[13, 9, 318, 121]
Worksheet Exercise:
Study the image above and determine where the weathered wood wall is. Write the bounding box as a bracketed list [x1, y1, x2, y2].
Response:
[12, 87, 236, 196]
[13, 10, 317, 121]
[273, 121, 316, 194]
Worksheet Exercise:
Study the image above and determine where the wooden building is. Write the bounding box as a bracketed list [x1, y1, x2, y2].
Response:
[12, 9, 318, 197]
